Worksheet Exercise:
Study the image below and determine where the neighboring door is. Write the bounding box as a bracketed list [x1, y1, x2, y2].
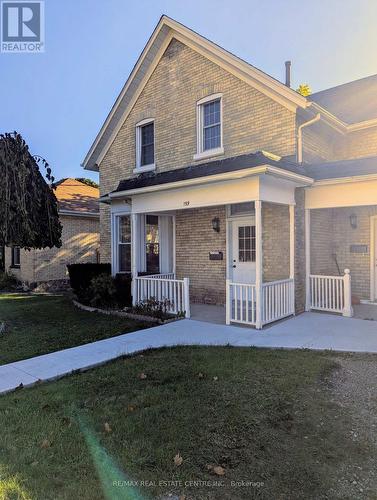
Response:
[231, 218, 256, 283]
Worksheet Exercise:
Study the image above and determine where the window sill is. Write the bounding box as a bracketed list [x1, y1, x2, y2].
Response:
[10, 265, 20, 269]
[193, 147, 224, 161]
[133, 163, 156, 174]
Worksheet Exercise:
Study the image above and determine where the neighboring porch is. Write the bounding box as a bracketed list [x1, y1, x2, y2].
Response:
[305, 203, 377, 317]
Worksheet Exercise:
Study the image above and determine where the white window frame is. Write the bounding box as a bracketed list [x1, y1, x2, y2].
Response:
[134, 118, 155, 173]
[194, 93, 224, 161]
[115, 214, 132, 274]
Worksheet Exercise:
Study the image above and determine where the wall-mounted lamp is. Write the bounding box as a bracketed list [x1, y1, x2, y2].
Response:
[350, 214, 357, 229]
[212, 217, 220, 232]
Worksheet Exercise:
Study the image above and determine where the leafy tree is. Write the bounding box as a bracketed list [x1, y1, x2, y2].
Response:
[296, 84, 312, 97]
[0, 132, 62, 249]
[75, 178, 99, 189]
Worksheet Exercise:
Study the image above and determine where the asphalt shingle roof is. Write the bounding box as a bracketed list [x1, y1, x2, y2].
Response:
[310, 74, 377, 124]
[55, 178, 99, 213]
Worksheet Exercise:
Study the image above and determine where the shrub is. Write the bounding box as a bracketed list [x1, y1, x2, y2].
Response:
[67, 263, 111, 303]
[89, 274, 117, 308]
[131, 297, 176, 320]
[0, 271, 19, 291]
[114, 273, 132, 308]
[67, 263, 132, 308]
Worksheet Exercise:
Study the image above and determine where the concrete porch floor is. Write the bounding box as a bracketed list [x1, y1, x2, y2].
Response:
[190, 303, 226, 324]
[354, 303, 377, 321]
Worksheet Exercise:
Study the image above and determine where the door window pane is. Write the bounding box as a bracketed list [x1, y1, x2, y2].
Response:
[238, 225, 256, 262]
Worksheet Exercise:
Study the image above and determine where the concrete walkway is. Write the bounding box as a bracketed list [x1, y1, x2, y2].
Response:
[1, 312, 377, 395]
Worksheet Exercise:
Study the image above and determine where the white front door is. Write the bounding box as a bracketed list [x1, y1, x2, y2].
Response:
[231, 218, 256, 283]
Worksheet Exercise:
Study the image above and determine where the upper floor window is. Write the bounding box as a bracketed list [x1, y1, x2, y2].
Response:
[135, 119, 155, 172]
[194, 93, 224, 161]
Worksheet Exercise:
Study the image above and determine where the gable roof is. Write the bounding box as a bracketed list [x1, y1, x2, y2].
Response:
[310, 74, 377, 124]
[55, 178, 99, 214]
[82, 15, 308, 172]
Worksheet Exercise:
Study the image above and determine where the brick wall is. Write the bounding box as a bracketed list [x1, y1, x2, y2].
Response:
[262, 203, 290, 281]
[5, 215, 100, 283]
[99, 38, 297, 259]
[302, 119, 377, 164]
[175, 206, 226, 304]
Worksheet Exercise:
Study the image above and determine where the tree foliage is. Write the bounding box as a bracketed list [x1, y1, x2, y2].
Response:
[75, 177, 99, 189]
[296, 84, 312, 97]
[0, 132, 62, 249]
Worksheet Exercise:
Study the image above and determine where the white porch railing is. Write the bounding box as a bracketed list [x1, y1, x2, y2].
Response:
[142, 273, 175, 280]
[226, 278, 295, 327]
[226, 281, 257, 326]
[309, 269, 352, 317]
[133, 276, 190, 318]
[262, 278, 295, 325]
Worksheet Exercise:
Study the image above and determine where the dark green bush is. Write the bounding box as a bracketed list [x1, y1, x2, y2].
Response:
[89, 274, 117, 308]
[67, 263, 111, 303]
[114, 273, 132, 308]
[67, 263, 132, 308]
[0, 271, 19, 291]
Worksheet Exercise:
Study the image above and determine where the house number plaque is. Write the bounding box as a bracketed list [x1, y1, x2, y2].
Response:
[209, 251, 223, 261]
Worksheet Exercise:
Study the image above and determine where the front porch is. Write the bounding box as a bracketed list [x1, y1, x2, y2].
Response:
[113, 197, 299, 329]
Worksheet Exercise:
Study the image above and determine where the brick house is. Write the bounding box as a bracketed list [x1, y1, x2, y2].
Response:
[3, 179, 100, 286]
[82, 16, 377, 328]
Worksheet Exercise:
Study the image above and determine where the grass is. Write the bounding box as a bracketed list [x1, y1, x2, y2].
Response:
[0, 347, 373, 499]
[0, 294, 151, 365]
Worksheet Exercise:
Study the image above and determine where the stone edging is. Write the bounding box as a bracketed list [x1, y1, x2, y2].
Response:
[72, 299, 180, 325]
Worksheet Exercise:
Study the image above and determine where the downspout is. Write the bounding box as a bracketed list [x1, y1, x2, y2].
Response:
[297, 113, 321, 163]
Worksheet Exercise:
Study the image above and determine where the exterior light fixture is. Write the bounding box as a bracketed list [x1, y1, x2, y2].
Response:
[350, 214, 357, 229]
[212, 217, 220, 232]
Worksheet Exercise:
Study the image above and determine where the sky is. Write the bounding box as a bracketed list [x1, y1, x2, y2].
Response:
[1, 0, 377, 182]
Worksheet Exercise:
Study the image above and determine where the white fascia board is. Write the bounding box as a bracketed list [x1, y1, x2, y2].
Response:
[306, 177, 377, 209]
[313, 173, 377, 186]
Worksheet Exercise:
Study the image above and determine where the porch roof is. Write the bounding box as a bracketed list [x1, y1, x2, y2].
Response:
[111, 151, 307, 196]
[303, 155, 377, 181]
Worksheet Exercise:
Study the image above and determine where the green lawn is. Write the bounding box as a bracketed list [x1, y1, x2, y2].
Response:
[0, 347, 373, 499]
[0, 294, 150, 365]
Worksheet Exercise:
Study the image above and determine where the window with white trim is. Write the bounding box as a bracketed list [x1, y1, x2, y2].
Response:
[11, 246, 20, 268]
[195, 94, 223, 160]
[135, 119, 155, 171]
[118, 216, 131, 272]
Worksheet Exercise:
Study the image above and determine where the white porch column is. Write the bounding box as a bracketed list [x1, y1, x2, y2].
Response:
[255, 200, 263, 329]
[305, 208, 311, 311]
[131, 213, 138, 305]
[289, 204, 295, 314]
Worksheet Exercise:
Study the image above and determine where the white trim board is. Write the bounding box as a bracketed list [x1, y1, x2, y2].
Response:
[306, 178, 377, 209]
[128, 175, 300, 214]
